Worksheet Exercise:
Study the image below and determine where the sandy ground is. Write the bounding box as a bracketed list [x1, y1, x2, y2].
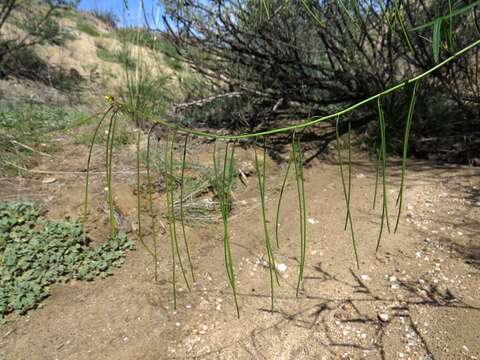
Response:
[0, 134, 479, 360]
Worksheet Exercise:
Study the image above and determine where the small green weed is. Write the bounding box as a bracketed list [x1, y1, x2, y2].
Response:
[0, 202, 134, 322]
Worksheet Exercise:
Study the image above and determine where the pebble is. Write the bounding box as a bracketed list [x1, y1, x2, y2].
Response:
[378, 313, 390, 322]
[42, 177, 57, 184]
[276, 263, 287, 273]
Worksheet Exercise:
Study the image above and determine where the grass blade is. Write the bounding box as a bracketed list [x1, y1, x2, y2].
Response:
[179, 135, 196, 283]
[146, 126, 159, 282]
[254, 139, 278, 312]
[83, 106, 113, 227]
[394, 81, 419, 233]
[336, 117, 359, 268]
[376, 97, 391, 252]
[136, 130, 154, 257]
[292, 134, 307, 296]
[213, 141, 240, 317]
[165, 133, 191, 308]
[433, 18, 442, 63]
[343, 120, 352, 231]
[105, 111, 118, 238]
[275, 152, 292, 249]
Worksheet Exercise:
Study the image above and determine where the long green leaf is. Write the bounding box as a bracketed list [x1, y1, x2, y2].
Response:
[433, 18, 442, 63]
[394, 81, 419, 233]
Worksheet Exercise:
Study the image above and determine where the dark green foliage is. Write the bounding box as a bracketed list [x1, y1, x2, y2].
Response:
[0, 201, 134, 321]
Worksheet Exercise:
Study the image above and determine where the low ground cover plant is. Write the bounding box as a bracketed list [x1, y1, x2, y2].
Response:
[0, 201, 134, 323]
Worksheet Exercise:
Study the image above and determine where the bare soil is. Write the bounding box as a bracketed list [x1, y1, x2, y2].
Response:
[0, 134, 479, 360]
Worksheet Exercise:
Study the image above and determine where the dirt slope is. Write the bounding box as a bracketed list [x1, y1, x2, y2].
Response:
[0, 137, 478, 360]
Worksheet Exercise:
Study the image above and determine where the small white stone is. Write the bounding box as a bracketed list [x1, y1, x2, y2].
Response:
[360, 274, 370, 281]
[378, 313, 389, 322]
[276, 263, 288, 273]
[42, 177, 57, 184]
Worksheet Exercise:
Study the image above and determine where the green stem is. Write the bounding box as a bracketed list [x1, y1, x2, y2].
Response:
[179, 135, 196, 283]
[275, 154, 292, 249]
[394, 81, 419, 233]
[146, 127, 159, 282]
[336, 118, 359, 268]
[136, 131, 154, 257]
[83, 106, 113, 228]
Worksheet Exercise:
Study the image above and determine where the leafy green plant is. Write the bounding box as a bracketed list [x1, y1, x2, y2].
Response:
[0, 201, 134, 322]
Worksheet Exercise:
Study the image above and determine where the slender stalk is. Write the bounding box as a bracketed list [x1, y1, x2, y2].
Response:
[395, 4, 415, 54]
[275, 153, 292, 248]
[105, 112, 117, 238]
[254, 139, 278, 312]
[292, 134, 307, 296]
[376, 98, 390, 251]
[336, 118, 359, 268]
[136, 131, 154, 257]
[394, 81, 419, 233]
[179, 135, 196, 282]
[168, 134, 191, 292]
[213, 141, 240, 317]
[164, 136, 177, 308]
[372, 151, 380, 210]
[146, 127, 159, 282]
[343, 121, 352, 231]
[83, 106, 113, 227]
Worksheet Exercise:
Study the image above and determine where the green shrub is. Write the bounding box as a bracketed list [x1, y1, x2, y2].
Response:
[0, 202, 134, 321]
